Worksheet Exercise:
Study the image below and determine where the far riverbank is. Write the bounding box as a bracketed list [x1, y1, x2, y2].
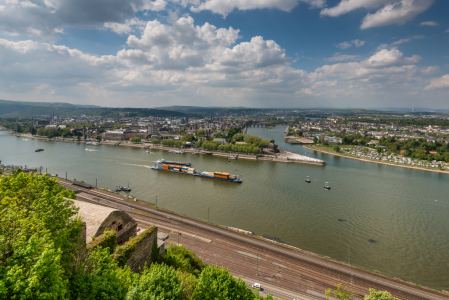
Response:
[304, 145, 449, 174]
[3, 130, 324, 166]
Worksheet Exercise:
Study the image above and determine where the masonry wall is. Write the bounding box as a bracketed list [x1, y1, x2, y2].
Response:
[95, 211, 137, 244]
[126, 227, 158, 273]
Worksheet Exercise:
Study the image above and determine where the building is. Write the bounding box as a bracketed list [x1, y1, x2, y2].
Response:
[213, 138, 227, 145]
[70, 199, 137, 244]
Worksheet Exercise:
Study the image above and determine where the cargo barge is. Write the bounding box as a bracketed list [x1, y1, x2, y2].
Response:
[151, 163, 242, 183]
[155, 159, 192, 166]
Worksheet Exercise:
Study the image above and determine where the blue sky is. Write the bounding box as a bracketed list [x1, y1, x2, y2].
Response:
[0, 0, 448, 109]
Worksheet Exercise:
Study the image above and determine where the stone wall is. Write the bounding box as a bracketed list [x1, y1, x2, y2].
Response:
[126, 226, 158, 273]
[95, 211, 137, 244]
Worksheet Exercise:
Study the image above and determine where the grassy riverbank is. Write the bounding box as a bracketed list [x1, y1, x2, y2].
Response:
[304, 145, 449, 174]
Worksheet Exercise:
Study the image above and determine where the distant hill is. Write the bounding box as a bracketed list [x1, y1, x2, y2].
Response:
[0, 100, 186, 118]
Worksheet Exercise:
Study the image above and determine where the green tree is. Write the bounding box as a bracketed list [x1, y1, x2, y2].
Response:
[95, 135, 102, 141]
[130, 137, 142, 143]
[37, 127, 45, 136]
[313, 137, 318, 145]
[30, 127, 37, 135]
[191, 265, 254, 300]
[233, 133, 244, 142]
[126, 263, 184, 300]
[364, 288, 398, 300]
[333, 145, 341, 152]
[151, 139, 160, 144]
[325, 284, 356, 300]
[16, 124, 22, 133]
[0, 170, 83, 300]
[376, 147, 382, 154]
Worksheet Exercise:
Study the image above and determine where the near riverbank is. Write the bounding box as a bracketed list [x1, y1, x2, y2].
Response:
[304, 145, 449, 174]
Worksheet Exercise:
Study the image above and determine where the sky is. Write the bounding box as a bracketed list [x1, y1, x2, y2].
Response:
[0, 0, 448, 109]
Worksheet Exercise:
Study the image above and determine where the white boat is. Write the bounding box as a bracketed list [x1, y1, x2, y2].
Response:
[168, 150, 184, 154]
[86, 141, 99, 146]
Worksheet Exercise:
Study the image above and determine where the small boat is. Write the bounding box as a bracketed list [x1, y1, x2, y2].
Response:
[168, 150, 184, 154]
[115, 186, 131, 192]
[35, 148, 44, 152]
[86, 141, 99, 146]
[324, 182, 331, 190]
[305, 176, 311, 183]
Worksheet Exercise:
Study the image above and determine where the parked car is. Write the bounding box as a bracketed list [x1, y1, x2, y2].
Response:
[251, 283, 261, 290]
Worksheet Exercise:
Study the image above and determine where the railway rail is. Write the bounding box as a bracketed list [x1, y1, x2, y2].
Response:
[56, 178, 449, 300]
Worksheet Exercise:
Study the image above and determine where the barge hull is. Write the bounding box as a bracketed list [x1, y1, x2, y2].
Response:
[151, 167, 242, 183]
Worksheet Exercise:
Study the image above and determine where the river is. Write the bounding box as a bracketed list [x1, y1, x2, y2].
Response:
[1, 127, 448, 290]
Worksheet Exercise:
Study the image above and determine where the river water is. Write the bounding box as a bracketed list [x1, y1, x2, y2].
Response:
[1, 127, 448, 290]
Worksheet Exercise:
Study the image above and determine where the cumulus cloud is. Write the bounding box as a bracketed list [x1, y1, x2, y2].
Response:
[0, 0, 167, 39]
[321, 0, 433, 29]
[424, 74, 449, 90]
[420, 21, 438, 26]
[0, 16, 434, 107]
[183, 0, 325, 17]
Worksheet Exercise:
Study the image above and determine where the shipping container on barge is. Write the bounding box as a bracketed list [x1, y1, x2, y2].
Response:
[151, 163, 242, 183]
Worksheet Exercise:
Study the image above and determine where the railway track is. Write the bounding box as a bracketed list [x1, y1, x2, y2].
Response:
[57, 178, 449, 300]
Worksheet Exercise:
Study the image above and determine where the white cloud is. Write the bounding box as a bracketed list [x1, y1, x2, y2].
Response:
[104, 18, 147, 35]
[361, 0, 433, 29]
[424, 74, 449, 90]
[321, 0, 395, 17]
[361, 48, 421, 68]
[0, 0, 167, 39]
[326, 53, 360, 62]
[321, 0, 433, 30]
[419, 66, 439, 75]
[0, 17, 437, 107]
[335, 39, 365, 49]
[335, 41, 352, 49]
[420, 21, 438, 26]
[352, 39, 365, 47]
[184, 0, 325, 17]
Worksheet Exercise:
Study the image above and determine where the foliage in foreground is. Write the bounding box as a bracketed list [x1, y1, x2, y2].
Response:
[0, 171, 411, 300]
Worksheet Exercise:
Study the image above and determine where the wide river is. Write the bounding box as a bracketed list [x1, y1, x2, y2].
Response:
[1, 127, 448, 290]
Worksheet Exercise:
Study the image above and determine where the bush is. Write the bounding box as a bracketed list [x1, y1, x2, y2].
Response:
[87, 230, 117, 254]
[162, 245, 206, 277]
